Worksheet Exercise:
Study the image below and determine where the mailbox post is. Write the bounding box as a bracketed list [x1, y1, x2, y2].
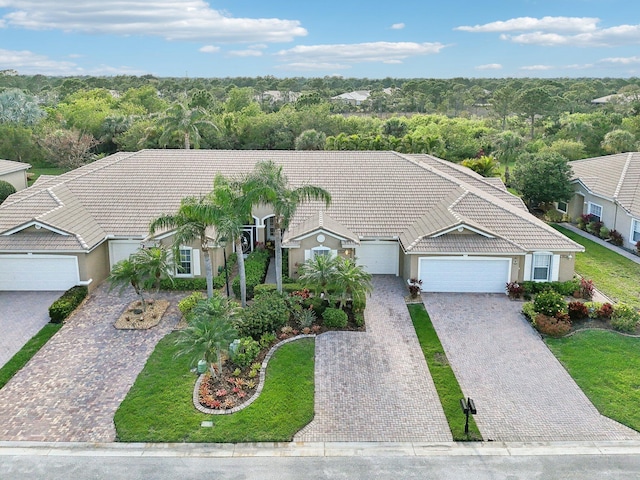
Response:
[459, 397, 477, 435]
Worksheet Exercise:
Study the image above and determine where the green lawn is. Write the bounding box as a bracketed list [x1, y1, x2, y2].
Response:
[546, 330, 640, 432]
[408, 304, 482, 441]
[114, 334, 315, 443]
[28, 166, 68, 185]
[553, 225, 640, 309]
[0, 323, 62, 390]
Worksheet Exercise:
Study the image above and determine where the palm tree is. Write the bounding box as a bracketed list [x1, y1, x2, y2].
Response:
[174, 295, 238, 379]
[494, 130, 524, 186]
[157, 100, 217, 149]
[333, 257, 373, 309]
[244, 160, 331, 294]
[108, 257, 145, 308]
[149, 196, 216, 299]
[298, 254, 338, 297]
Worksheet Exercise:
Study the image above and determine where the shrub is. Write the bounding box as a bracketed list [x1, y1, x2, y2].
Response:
[636, 240, 640, 255]
[295, 307, 316, 329]
[354, 311, 365, 327]
[506, 281, 524, 299]
[522, 302, 537, 321]
[567, 301, 589, 321]
[408, 278, 423, 299]
[521, 279, 579, 297]
[323, 307, 348, 328]
[352, 294, 367, 313]
[49, 286, 88, 323]
[611, 304, 640, 333]
[232, 248, 271, 299]
[177, 291, 206, 316]
[579, 278, 594, 300]
[160, 277, 207, 291]
[258, 332, 277, 349]
[533, 290, 566, 317]
[608, 229, 624, 246]
[229, 336, 261, 368]
[304, 296, 329, 317]
[544, 209, 563, 223]
[253, 283, 278, 296]
[583, 301, 603, 319]
[599, 226, 610, 239]
[533, 313, 571, 337]
[238, 291, 288, 339]
[0, 179, 16, 203]
[596, 302, 614, 319]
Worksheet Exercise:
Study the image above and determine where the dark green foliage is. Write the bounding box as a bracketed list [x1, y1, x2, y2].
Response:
[322, 307, 348, 328]
[521, 279, 579, 296]
[160, 277, 207, 291]
[354, 311, 365, 328]
[230, 337, 261, 368]
[239, 291, 289, 339]
[303, 296, 328, 318]
[253, 283, 304, 296]
[232, 248, 271, 299]
[533, 290, 566, 317]
[0, 180, 16, 203]
[48, 286, 88, 323]
[611, 304, 640, 333]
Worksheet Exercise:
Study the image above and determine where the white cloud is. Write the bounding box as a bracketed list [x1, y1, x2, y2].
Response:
[0, 1, 307, 43]
[475, 63, 502, 70]
[457, 16, 640, 47]
[391, 23, 405, 30]
[277, 62, 351, 71]
[520, 64, 553, 71]
[199, 45, 220, 54]
[456, 16, 599, 34]
[228, 49, 263, 57]
[599, 56, 640, 65]
[276, 41, 446, 66]
[0, 48, 144, 75]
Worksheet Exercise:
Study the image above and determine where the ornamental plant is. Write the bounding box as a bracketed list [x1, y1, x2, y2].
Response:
[506, 281, 524, 299]
[567, 301, 588, 321]
[533, 290, 566, 317]
[579, 278, 594, 300]
[408, 278, 423, 299]
[533, 313, 571, 337]
[611, 304, 640, 333]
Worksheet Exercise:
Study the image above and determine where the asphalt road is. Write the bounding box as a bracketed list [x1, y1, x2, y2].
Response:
[2, 454, 640, 480]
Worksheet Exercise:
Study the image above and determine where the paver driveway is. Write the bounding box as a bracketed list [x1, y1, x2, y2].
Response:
[0, 291, 63, 369]
[423, 293, 639, 442]
[0, 284, 183, 442]
[295, 276, 452, 442]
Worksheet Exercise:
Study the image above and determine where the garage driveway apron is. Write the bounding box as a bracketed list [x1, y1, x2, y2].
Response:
[0, 291, 63, 369]
[0, 284, 182, 442]
[295, 276, 452, 442]
[423, 293, 639, 442]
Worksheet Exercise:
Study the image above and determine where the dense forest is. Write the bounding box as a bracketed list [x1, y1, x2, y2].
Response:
[1, 72, 640, 177]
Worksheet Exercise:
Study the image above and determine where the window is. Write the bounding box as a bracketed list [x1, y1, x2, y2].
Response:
[313, 247, 330, 258]
[588, 202, 602, 222]
[557, 201, 567, 213]
[176, 247, 192, 276]
[532, 253, 552, 281]
[632, 219, 640, 243]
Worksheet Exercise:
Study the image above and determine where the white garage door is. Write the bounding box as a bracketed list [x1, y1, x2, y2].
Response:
[419, 257, 510, 293]
[355, 241, 399, 275]
[0, 255, 80, 291]
[109, 240, 141, 268]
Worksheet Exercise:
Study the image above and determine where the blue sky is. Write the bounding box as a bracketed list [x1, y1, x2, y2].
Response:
[1, 0, 639, 78]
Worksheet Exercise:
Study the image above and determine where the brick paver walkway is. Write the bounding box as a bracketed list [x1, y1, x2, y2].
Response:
[423, 293, 640, 442]
[0, 284, 183, 442]
[0, 291, 63, 369]
[295, 276, 452, 442]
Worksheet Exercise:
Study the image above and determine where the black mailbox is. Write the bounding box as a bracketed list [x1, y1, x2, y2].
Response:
[460, 397, 477, 435]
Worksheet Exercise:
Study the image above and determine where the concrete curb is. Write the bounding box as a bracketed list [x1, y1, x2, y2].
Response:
[2, 440, 640, 458]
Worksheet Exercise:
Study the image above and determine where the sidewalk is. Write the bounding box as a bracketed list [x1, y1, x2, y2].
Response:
[559, 223, 640, 265]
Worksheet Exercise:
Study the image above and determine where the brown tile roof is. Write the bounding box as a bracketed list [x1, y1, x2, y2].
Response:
[0, 159, 30, 176]
[570, 152, 640, 218]
[0, 150, 581, 253]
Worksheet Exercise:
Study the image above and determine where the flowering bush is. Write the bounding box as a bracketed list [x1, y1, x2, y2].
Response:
[506, 281, 524, 299]
[533, 290, 566, 317]
[522, 302, 537, 321]
[533, 313, 571, 337]
[611, 304, 640, 333]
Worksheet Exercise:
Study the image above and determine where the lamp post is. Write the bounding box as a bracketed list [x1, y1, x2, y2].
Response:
[218, 237, 230, 297]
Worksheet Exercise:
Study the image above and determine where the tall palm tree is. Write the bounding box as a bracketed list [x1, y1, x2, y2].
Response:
[149, 196, 216, 299]
[158, 100, 217, 149]
[333, 257, 373, 309]
[174, 295, 239, 379]
[244, 160, 331, 293]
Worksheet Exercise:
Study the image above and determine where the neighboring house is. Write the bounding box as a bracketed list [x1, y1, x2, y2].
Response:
[0, 150, 582, 293]
[567, 152, 640, 250]
[255, 90, 302, 104]
[0, 159, 30, 191]
[331, 89, 395, 106]
[591, 93, 636, 105]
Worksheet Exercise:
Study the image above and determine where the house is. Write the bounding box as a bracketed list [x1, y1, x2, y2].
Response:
[0, 159, 30, 191]
[0, 150, 582, 293]
[567, 152, 640, 250]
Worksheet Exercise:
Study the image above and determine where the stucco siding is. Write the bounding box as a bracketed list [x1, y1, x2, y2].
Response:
[78, 243, 110, 292]
[0, 170, 28, 191]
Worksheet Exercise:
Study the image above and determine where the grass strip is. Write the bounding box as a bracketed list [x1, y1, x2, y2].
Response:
[553, 225, 640, 309]
[546, 330, 640, 432]
[408, 304, 482, 441]
[0, 323, 62, 389]
[115, 334, 314, 442]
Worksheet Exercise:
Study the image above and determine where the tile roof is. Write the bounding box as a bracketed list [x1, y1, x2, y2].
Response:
[570, 152, 640, 218]
[408, 234, 526, 254]
[283, 210, 359, 245]
[0, 159, 30, 176]
[0, 150, 582, 253]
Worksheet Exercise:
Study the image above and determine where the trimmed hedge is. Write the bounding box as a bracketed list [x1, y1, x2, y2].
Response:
[232, 249, 271, 300]
[238, 291, 289, 339]
[323, 307, 348, 328]
[521, 279, 580, 297]
[48, 286, 88, 323]
[253, 283, 304, 296]
[160, 277, 207, 291]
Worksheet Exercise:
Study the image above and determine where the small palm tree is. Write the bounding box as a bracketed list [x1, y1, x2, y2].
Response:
[108, 257, 144, 307]
[157, 100, 217, 149]
[298, 254, 338, 297]
[174, 295, 239, 379]
[333, 257, 373, 309]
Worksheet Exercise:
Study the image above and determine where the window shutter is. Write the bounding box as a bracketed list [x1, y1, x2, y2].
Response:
[523, 254, 532, 281]
[330, 249, 338, 258]
[193, 249, 201, 276]
[304, 250, 311, 261]
[551, 254, 560, 281]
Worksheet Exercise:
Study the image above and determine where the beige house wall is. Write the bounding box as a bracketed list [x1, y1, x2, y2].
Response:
[0, 170, 28, 191]
[286, 234, 347, 278]
[78, 242, 110, 292]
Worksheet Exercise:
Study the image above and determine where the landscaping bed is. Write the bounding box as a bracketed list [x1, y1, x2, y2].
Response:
[114, 299, 170, 330]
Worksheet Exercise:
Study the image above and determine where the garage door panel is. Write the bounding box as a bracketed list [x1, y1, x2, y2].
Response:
[0, 255, 79, 291]
[420, 257, 510, 293]
[355, 242, 399, 275]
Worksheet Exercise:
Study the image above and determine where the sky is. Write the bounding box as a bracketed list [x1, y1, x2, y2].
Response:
[1, 0, 640, 78]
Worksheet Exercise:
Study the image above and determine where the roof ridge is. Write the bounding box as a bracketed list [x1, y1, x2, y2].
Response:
[614, 152, 634, 200]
